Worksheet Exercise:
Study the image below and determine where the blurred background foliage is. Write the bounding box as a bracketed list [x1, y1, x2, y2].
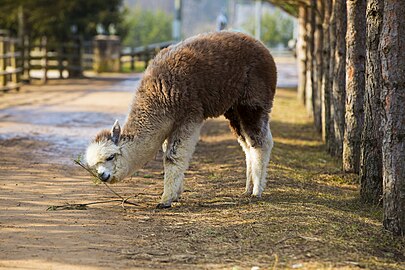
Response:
[123, 8, 172, 47]
[0, 0, 295, 49]
[0, 0, 126, 42]
[242, 9, 294, 47]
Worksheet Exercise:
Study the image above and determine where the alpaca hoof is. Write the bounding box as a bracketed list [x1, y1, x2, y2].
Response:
[241, 191, 253, 197]
[172, 197, 181, 202]
[249, 194, 262, 202]
[156, 203, 172, 209]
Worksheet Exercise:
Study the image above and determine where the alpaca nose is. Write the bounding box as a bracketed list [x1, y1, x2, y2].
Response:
[98, 172, 110, 182]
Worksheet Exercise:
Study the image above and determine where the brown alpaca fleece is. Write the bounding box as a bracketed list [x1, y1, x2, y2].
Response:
[120, 31, 277, 139]
[87, 31, 277, 206]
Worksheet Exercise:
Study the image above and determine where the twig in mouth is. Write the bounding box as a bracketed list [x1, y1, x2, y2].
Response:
[73, 158, 100, 183]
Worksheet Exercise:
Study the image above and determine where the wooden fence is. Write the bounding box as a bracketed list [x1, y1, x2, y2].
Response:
[29, 37, 85, 83]
[0, 32, 175, 92]
[82, 41, 94, 71]
[0, 36, 23, 92]
[120, 41, 175, 71]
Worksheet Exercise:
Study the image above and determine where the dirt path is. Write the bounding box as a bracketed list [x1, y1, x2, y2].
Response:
[0, 71, 404, 269]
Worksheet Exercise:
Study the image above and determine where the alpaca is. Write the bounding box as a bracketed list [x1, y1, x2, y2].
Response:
[85, 31, 277, 208]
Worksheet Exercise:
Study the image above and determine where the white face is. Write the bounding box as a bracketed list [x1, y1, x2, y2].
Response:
[85, 140, 126, 183]
[85, 120, 128, 183]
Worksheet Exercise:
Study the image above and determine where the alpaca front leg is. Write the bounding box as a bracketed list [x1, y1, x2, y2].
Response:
[158, 159, 186, 208]
[250, 147, 269, 197]
[244, 154, 253, 195]
[157, 122, 202, 208]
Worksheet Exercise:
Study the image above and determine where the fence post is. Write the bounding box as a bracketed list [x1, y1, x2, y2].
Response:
[144, 50, 149, 69]
[10, 39, 19, 90]
[41, 36, 48, 83]
[0, 38, 6, 88]
[57, 46, 64, 79]
[22, 35, 30, 82]
[130, 47, 135, 72]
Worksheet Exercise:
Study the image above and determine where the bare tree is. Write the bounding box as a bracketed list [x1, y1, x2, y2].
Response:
[328, 0, 337, 154]
[342, 0, 366, 173]
[360, 0, 383, 204]
[297, 4, 308, 104]
[330, 0, 347, 157]
[321, 0, 332, 143]
[313, 0, 324, 133]
[305, 0, 316, 116]
[380, 0, 405, 236]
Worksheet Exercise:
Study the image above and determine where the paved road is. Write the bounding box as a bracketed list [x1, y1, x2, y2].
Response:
[0, 58, 297, 163]
[0, 74, 142, 163]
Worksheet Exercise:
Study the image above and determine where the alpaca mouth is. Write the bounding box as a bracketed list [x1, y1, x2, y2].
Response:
[108, 176, 118, 184]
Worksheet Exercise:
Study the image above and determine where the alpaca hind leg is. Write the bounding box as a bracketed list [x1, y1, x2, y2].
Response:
[249, 126, 273, 197]
[158, 122, 202, 208]
[237, 105, 273, 198]
[224, 108, 253, 196]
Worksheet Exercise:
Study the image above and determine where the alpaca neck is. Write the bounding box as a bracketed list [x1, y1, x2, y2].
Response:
[119, 123, 171, 178]
[119, 90, 172, 178]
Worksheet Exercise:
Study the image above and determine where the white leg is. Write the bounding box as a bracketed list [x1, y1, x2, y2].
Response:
[238, 137, 253, 195]
[158, 122, 202, 208]
[162, 139, 168, 152]
[250, 126, 273, 197]
[263, 128, 273, 189]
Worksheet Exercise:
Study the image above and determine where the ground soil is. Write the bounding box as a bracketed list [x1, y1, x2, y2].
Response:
[0, 72, 404, 269]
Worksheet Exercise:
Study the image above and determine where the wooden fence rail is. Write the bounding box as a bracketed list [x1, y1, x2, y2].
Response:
[0, 36, 22, 92]
[29, 37, 84, 83]
[0, 32, 175, 92]
[120, 40, 175, 71]
[82, 41, 94, 71]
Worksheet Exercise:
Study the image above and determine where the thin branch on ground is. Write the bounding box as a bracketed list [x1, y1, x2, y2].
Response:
[47, 199, 137, 211]
[47, 158, 142, 211]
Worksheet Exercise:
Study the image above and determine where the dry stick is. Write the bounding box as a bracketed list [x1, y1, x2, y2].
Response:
[73, 159, 99, 179]
[47, 160, 140, 211]
[47, 199, 130, 211]
[101, 182, 139, 209]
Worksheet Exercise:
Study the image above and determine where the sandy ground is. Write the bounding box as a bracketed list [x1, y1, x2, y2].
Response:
[1, 61, 404, 270]
[1, 74, 268, 270]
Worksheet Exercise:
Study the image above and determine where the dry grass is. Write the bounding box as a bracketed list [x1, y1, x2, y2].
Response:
[121, 87, 405, 269]
[1, 85, 403, 269]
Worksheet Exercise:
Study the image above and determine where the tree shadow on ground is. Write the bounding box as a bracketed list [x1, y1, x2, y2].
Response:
[1, 86, 403, 270]
[152, 115, 405, 269]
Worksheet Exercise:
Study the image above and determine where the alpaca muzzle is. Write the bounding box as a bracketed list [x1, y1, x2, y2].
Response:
[98, 172, 110, 182]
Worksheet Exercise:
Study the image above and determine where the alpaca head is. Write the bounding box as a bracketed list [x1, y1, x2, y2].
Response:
[85, 120, 128, 183]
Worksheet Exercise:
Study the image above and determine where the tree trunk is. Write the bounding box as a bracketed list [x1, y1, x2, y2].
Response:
[313, 0, 324, 133]
[380, 0, 405, 236]
[330, 0, 347, 157]
[360, 0, 383, 204]
[297, 5, 308, 104]
[328, 0, 337, 154]
[343, 0, 366, 173]
[321, 0, 332, 143]
[305, 1, 316, 116]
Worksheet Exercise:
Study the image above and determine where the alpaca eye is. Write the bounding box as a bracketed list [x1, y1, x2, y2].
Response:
[106, 154, 115, 161]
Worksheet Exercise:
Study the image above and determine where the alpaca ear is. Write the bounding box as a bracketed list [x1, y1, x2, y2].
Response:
[111, 120, 121, 145]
